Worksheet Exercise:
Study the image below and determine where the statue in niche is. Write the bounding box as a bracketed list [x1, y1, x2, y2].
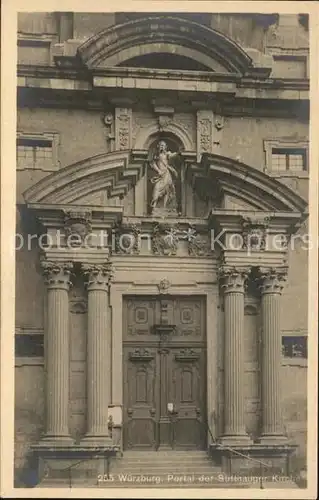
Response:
[149, 140, 181, 215]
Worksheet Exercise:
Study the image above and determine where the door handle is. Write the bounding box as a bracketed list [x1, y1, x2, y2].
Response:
[150, 408, 156, 416]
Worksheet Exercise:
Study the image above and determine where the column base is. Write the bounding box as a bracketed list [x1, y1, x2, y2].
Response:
[80, 434, 113, 447]
[257, 434, 288, 445]
[38, 435, 74, 447]
[219, 434, 253, 446]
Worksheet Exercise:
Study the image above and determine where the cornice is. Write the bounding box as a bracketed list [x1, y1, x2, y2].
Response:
[17, 64, 309, 92]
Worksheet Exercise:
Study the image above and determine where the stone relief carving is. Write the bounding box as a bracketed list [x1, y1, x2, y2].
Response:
[242, 216, 270, 251]
[114, 223, 141, 255]
[187, 232, 212, 257]
[69, 300, 87, 314]
[152, 223, 179, 256]
[115, 108, 132, 150]
[198, 118, 212, 152]
[157, 278, 171, 294]
[63, 210, 92, 247]
[197, 110, 214, 156]
[158, 115, 173, 131]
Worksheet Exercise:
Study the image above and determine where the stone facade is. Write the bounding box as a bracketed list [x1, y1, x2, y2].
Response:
[15, 12, 308, 486]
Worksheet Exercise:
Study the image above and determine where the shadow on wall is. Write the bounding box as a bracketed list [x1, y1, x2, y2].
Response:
[14, 408, 44, 487]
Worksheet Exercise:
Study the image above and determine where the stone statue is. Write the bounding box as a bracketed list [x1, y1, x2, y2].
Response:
[150, 140, 180, 213]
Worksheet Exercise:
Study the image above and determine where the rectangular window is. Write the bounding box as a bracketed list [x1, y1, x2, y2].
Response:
[282, 336, 307, 358]
[15, 334, 44, 357]
[16, 133, 59, 171]
[271, 148, 307, 173]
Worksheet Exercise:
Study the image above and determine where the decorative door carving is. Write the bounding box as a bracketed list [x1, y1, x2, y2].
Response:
[123, 296, 206, 450]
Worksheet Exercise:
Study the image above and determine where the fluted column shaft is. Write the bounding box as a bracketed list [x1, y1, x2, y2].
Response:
[42, 261, 73, 442]
[259, 269, 287, 443]
[219, 268, 251, 444]
[82, 264, 113, 444]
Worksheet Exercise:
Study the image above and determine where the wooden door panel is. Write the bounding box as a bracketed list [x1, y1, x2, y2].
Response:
[124, 297, 158, 341]
[171, 348, 206, 449]
[123, 296, 207, 450]
[123, 347, 157, 449]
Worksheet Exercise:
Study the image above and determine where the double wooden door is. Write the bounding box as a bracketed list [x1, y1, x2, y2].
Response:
[123, 296, 207, 450]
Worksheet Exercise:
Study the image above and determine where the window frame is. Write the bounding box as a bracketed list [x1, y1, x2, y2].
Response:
[266, 47, 309, 79]
[17, 131, 60, 172]
[281, 331, 308, 366]
[15, 327, 44, 366]
[17, 33, 57, 66]
[263, 139, 309, 178]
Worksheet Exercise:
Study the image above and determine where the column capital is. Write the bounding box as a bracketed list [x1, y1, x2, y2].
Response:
[258, 267, 288, 295]
[82, 263, 113, 291]
[218, 266, 249, 294]
[41, 260, 73, 290]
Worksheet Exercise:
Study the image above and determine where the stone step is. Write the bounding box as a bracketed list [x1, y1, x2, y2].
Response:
[37, 477, 299, 489]
[111, 460, 216, 466]
[110, 469, 222, 475]
[122, 451, 209, 456]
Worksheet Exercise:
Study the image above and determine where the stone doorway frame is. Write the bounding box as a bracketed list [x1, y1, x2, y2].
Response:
[109, 280, 219, 453]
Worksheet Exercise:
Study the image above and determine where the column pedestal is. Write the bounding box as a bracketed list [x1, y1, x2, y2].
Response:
[40, 261, 73, 445]
[258, 268, 288, 445]
[81, 264, 113, 446]
[219, 267, 251, 446]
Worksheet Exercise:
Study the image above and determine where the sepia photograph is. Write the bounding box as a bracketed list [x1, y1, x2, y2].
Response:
[1, 1, 318, 498]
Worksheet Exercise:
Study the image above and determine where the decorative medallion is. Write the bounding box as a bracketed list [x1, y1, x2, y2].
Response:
[241, 215, 270, 251]
[114, 223, 141, 255]
[157, 278, 171, 294]
[63, 210, 92, 247]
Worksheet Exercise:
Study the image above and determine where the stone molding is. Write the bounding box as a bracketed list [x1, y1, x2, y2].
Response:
[76, 15, 270, 77]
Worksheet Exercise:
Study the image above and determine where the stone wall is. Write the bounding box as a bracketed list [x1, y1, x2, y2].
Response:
[14, 364, 45, 485]
[282, 363, 307, 471]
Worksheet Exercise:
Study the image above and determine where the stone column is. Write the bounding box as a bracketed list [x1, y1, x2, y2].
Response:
[41, 261, 73, 443]
[81, 263, 113, 445]
[258, 268, 287, 443]
[219, 267, 251, 444]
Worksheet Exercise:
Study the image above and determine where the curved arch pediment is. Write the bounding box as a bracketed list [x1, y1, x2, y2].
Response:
[77, 16, 255, 75]
[190, 153, 307, 213]
[23, 150, 307, 217]
[23, 150, 147, 205]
